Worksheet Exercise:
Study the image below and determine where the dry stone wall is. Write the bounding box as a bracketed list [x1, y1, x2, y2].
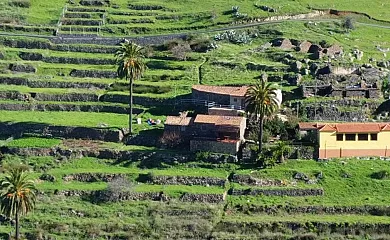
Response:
[0, 122, 124, 142]
[150, 175, 226, 187]
[230, 188, 324, 196]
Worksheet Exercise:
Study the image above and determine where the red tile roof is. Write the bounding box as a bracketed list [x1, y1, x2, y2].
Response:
[165, 116, 192, 126]
[194, 114, 244, 126]
[319, 124, 336, 132]
[299, 122, 390, 133]
[192, 85, 248, 97]
[335, 123, 381, 133]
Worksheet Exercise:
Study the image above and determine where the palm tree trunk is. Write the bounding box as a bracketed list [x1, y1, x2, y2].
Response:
[15, 211, 19, 240]
[258, 117, 264, 153]
[129, 77, 133, 134]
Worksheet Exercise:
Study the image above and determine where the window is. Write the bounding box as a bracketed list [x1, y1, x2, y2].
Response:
[336, 134, 343, 141]
[358, 134, 368, 141]
[345, 134, 356, 141]
[233, 98, 237, 102]
[371, 133, 378, 141]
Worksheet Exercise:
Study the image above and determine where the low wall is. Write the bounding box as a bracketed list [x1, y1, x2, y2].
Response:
[54, 190, 225, 203]
[0, 102, 133, 114]
[180, 193, 225, 204]
[0, 122, 124, 142]
[231, 174, 285, 187]
[150, 175, 226, 187]
[190, 140, 240, 155]
[63, 173, 127, 182]
[230, 188, 324, 197]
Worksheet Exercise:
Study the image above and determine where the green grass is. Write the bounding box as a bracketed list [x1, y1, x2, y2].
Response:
[231, 159, 390, 206]
[134, 184, 225, 197]
[225, 213, 390, 224]
[6, 136, 62, 148]
[45, 157, 229, 178]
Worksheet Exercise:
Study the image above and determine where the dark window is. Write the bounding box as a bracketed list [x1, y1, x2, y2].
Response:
[336, 134, 343, 141]
[345, 134, 356, 141]
[371, 133, 378, 141]
[233, 98, 237, 102]
[358, 134, 368, 141]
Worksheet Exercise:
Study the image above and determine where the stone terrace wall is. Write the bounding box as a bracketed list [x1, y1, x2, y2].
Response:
[151, 175, 226, 187]
[180, 193, 225, 204]
[50, 34, 187, 46]
[0, 122, 124, 142]
[230, 188, 324, 196]
[190, 140, 240, 155]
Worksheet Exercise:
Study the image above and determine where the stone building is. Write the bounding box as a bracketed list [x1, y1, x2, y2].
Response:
[192, 85, 248, 109]
[164, 112, 246, 155]
[192, 85, 282, 110]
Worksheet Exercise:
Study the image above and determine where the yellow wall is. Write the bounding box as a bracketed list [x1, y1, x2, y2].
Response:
[319, 131, 390, 150]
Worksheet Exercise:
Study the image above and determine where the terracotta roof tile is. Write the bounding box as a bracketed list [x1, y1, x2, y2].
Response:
[298, 122, 318, 130]
[319, 124, 336, 132]
[165, 116, 192, 126]
[192, 85, 248, 97]
[299, 122, 389, 133]
[335, 123, 381, 133]
[382, 124, 390, 131]
[194, 114, 244, 126]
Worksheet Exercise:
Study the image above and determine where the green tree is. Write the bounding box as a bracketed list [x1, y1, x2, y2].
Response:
[245, 76, 280, 152]
[272, 141, 292, 163]
[115, 40, 146, 134]
[0, 165, 36, 240]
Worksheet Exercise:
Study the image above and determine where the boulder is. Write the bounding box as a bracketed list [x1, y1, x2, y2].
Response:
[297, 40, 312, 53]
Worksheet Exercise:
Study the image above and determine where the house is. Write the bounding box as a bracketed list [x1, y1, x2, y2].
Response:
[192, 84, 282, 110]
[299, 122, 390, 159]
[192, 85, 248, 109]
[164, 112, 246, 155]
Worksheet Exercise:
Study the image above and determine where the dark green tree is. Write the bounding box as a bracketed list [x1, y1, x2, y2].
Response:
[115, 40, 146, 134]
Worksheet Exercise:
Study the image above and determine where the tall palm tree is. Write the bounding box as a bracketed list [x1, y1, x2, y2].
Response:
[115, 40, 146, 134]
[0, 165, 36, 240]
[245, 77, 280, 152]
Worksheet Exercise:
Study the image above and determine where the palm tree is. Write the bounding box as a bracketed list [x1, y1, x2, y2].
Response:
[115, 40, 146, 134]
[273, 141, 292, 163]
[245, 77, 280, 152]
[0, 165, 36, 240]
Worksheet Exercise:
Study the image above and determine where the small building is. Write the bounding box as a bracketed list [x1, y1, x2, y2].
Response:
[164, 113, 246, 155]
[192, 84, 282, 110]
[192, 85, 248, 109]
[299, 122, 390, 159]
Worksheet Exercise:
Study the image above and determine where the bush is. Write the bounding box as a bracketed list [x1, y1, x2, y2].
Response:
[342, 17, 355, 31]
[371, 170, 389, 180]
[159, 131, 183, 148]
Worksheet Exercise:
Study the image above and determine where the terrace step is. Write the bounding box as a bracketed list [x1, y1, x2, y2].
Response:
[0, 77, 110, 89]
[0, 121, 125, 142]
[67, 7, 106, 12]
[0, 100, 135, 114]
[0, 90, 179, 106]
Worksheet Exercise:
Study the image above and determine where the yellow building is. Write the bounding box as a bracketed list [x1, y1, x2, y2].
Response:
[299, 122, 390, 159]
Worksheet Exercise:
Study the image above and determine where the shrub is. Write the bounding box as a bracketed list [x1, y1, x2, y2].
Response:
[342, 17, 355, 31]
[170, 42, 192, 61]
[159, 131, 183, 148]
[371, 170, 389, 180]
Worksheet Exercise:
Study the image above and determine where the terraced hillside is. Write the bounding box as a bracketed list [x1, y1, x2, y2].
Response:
[0, 0, 390, 238]
[0, 151, 390, 239]
[1, 0, 390, 36]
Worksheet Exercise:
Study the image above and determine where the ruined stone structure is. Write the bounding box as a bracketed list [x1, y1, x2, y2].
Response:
[164, 112, 246, 155]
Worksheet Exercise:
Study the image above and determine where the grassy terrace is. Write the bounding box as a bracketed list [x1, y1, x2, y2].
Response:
[0, 110, 165, 131]
[225, 214, 390, 224]
[230, 159, 390, 207]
